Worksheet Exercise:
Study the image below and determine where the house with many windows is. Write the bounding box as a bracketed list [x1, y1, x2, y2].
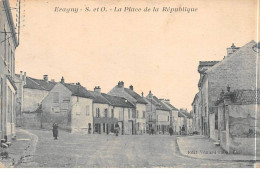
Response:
[145, 91, 171, 134]
[102, 93, 135, 135]
[0, 0, 19, 142]
[108, 81, 148, 134]
[89, 86, 117, 134]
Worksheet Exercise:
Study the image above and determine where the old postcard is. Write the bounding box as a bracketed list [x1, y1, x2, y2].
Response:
[0, 0, 259, 168]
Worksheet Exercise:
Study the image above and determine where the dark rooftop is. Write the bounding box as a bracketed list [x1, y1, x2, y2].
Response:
[102, 93, 135, 108]
[89, 91, 110, 104]
[23, 76, 56, 91]
[124, 88, 148, 104]
[63, 83, 94, 99]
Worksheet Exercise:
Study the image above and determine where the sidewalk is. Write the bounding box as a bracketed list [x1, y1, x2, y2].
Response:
[176, 135, 260, 162]
[0, 128, 38, 168]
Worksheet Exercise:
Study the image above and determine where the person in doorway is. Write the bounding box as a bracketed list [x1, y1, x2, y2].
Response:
[151, 128, 154, 135]
[115, 123, 120, 136]
[169, 127, 173, 136]
[52, 123, 59, 140]
[181, 125, 185, 136]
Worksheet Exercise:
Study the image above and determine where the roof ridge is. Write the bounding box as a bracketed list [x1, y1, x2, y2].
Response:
[27, 77, 46, 90]
[206, 40, 257, 74]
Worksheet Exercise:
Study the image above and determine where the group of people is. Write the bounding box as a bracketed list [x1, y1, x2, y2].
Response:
[52, 122, 187, 139]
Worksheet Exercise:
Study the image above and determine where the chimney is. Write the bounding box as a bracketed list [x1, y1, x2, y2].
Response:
[51, 79, 55, 83]
[227, 43, 240, 57]
[23, 72, 26, 84]
[118, 81, 124, 88]
[141, 92, 144, 97]
[61, 76, 65, 84]
[129, 85, 133, 90]
[43, 75, 48, 82]
[94, 86, 101, 94]
[20, 71, 23, 80]
[165, 99, 170, 103]
[148, 90, 153, 99]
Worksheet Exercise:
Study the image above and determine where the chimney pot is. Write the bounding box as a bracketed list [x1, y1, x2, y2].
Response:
[94, 86, 101, 93]
[129, 85, 133, 90]
[61, 76, 64, 83]
[43, 75, 48, 82]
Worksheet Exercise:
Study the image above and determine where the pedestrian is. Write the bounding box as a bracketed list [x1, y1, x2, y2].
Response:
[182, 125, 185, 136]
[169, 127, 173, 136]
[151, 128, 154, 135]
[115, 123, 120, 136]
[53, 123, 58, 140]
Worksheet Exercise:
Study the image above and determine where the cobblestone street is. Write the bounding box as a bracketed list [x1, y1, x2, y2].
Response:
[15, 129, 255, 168]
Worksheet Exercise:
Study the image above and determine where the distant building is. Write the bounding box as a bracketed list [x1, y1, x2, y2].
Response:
[178, 108, 191, 135]
[109, 81, 148, 134]
[191, 93, 200, 134]
[0, 0, 19, 141]
[145, 91, 171, 134]
[89, 86, 117, 134]
[160, 99, 179, 133]
[102, 93, 135, 135]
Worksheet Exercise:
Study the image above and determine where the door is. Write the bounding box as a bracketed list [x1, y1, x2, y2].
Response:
[94, 123, 101, 134]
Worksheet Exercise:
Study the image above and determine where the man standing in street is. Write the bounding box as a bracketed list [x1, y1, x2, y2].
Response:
[53, 123, 59, 140]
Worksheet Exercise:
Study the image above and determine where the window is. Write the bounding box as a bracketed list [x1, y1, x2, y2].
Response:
[136, 110, 139, 118]
[103, 123, 105, 132]
[96, 108, 100, 117]
[128, 109, 130, 119]
[143, 111, 145, 118]
[111, 108, 114, 118]
[215, 113, 218, 130]
[53, 92, 59, 103]
[168, 116, 170, 122]
[104, 109, 108, 117]
[86, 105, 90, 116]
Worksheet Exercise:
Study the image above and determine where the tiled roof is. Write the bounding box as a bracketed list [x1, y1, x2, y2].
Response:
[89, 91, 110, 104]
[24, 76, 56, 91]
[178, 111, 191, 118]
[124, 88, 148, 104]
[63, 83, 94, 99]
[199, 61, 220, 66]
[233, 89, 259, 104]
[101, 93, 135, 108]
[149, 96, 171, 111]
[206, 40, 257, 74]
[164, 102, 178, 111]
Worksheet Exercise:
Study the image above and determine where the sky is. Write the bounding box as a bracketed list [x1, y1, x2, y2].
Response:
[10, 0, 258, 110]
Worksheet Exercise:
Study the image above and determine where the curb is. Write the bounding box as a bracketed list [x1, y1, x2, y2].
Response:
[0, 129, 38, 168]
[176, 137, 259, 163]
[14, 129, 38, 167]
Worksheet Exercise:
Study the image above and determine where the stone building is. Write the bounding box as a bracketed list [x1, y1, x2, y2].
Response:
[191, 93, 200, 134]
[145, 91, 171, 134]
[0, 0, 19, 141]
[197, 40, 259, 137]
[212, 88, 260, 155]
[160, 99, 179, 133]
[14, 74, 56, 128]
[89, 86, 117, 134]
[108, 81, 148, 134]
[41, 77, 94, 133]
[102, 93, 135, 135]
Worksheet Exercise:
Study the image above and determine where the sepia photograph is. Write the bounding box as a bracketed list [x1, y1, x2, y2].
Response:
[0, 0, 259, 168]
